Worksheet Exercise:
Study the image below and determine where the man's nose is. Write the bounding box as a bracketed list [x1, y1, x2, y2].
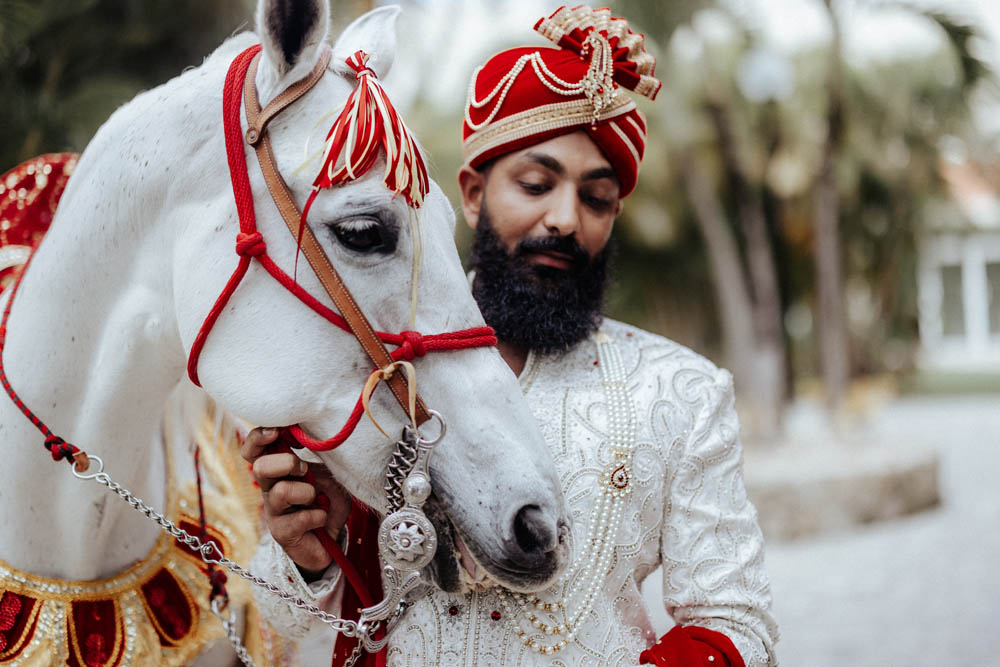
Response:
[543, 185, 581, 236]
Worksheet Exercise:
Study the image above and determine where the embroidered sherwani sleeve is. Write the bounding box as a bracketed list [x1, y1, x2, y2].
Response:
[249, 531, 345, 640]
[659, 368, 779, 666]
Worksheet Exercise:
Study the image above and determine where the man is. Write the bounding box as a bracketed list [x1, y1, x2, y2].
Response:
[245, 6, 779, 665]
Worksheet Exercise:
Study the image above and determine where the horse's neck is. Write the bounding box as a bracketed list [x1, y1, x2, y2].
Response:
[0, 33, 254, 580]
[0, 122, 190, 583]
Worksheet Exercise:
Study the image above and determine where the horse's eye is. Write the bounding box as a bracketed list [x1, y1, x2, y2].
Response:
[332, 220, 385, 253]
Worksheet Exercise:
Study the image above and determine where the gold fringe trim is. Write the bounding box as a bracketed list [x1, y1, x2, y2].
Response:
[1, 410, 296, 665]
[463, 94, 635, 165]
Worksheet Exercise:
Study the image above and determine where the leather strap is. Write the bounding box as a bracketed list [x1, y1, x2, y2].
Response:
[243, 50, 430, 426]
[245, 47, 332, 146]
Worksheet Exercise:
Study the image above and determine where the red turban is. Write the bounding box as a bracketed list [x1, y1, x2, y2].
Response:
[462, 5, 661, 197]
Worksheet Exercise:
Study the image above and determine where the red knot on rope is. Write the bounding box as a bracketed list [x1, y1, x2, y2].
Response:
[235, 231, 267, 257]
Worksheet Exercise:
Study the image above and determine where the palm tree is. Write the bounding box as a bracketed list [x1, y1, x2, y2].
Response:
[610, 1, 790, 441]
[814, 0, 850, 411]
[813, 0, 991, 410]
[0, 0, 257, 170]
[616, 0, 991, 440]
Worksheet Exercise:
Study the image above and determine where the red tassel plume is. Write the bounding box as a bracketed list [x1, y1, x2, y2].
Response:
[299, 49, 429, 255]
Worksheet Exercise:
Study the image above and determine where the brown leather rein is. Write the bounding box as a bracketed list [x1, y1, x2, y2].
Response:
[245, 47, 431, 427]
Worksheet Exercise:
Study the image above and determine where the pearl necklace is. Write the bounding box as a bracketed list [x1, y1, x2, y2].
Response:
[500, 332, 636, 655]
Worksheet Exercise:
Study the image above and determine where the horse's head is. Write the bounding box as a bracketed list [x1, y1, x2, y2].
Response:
[173, 1, 569, 593]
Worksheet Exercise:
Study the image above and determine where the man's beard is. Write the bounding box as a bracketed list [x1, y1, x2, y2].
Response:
[469, 205, 612, 355]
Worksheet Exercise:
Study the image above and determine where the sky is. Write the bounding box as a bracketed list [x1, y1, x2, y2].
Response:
[727, 0, 999, 64]
[722, 0, 1000, 137]
[379, 0, 1000, 138]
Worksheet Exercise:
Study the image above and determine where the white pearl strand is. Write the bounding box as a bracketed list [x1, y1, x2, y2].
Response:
[464, 31, 617, 132]
[578, 32, 616, 118]
[465, 53, 582, 132]
[501, 333, 636, 655]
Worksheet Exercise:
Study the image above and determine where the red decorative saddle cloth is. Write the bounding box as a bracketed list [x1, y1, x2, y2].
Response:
[0, 413, 291, 666]
[0, 516, 230, 666]
[0, 153, 78, 289]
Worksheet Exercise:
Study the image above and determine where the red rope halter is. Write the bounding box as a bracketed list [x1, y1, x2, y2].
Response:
[187, 44, 496, 451]
[0, 45, 490, 667]
[0, 43, 495, 481]
[0, 252, 82, 466]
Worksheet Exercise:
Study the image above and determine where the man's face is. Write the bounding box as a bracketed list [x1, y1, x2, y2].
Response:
[461, 131, 621, 262]
[459, 132, 621, 353]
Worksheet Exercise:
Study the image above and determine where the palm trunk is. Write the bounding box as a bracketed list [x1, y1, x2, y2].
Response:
[703, 99, 786, 440]
[816, 0, 850, 410]
[680, 150, 756, 383]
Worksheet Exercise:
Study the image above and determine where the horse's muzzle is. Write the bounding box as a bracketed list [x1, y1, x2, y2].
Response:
[505, 504, 565, 571]
[421, 496, 569, 593]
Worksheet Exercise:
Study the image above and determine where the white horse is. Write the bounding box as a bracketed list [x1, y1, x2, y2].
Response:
[0, 1, 568, 663]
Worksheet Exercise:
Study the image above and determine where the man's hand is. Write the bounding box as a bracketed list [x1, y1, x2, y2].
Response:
[241, 427, 352, 577]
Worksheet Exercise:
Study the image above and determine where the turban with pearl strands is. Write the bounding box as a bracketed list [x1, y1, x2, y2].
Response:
[462, 5, 661, 197]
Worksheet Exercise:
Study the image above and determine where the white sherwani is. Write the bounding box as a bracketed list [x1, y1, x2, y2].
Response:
[252, 319, 779, 665]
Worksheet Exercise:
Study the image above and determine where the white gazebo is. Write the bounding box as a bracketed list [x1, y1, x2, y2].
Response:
[917, 161, 1000, 371]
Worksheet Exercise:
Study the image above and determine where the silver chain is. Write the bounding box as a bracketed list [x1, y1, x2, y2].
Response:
[68, 410, 446, 665]
[211, 596, 258, 667]
[344, 636, 367, 667]
[71, 454, 371, 663]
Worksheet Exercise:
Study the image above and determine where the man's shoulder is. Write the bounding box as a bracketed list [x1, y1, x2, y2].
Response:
[597, 318, 728, 385]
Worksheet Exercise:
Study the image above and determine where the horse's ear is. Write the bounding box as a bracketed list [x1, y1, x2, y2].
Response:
[331, 5, 400, 80]
[256, 0, 330, 81]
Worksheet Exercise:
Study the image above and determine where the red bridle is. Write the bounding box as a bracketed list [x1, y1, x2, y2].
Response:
[0, 44, 486, 667]
[1, 44, 495, 463]
[187, 44, 497, 451]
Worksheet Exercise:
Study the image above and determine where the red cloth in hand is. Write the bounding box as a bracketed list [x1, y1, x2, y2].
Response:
[330, 499, 386, 667]
[639, 625, 746, 667]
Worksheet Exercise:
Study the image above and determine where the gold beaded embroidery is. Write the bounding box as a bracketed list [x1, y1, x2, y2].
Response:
[463, 95, 634, 166]
[0, 413, 280, 666]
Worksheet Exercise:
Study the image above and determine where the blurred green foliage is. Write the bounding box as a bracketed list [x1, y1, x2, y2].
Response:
[0, 0, 250, 163]
[1, 0, 994, 398]
[605, 1, 992, 385]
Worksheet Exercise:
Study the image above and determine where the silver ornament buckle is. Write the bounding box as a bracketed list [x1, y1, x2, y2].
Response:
[358, 410, 445, 651]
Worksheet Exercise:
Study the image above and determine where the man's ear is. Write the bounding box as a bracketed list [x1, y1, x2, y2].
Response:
[457, 164, 486, 231]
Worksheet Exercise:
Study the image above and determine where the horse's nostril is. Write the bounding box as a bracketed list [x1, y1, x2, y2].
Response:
[513, 504, 556, 556]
